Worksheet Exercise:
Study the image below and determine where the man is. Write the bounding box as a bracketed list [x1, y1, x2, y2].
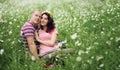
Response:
[20, 10, 41, 60]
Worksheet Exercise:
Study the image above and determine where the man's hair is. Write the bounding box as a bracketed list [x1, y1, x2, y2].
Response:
[30, 10, 41, 18]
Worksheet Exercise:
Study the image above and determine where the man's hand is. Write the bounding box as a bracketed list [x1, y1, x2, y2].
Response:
[35, 30, 39, 41]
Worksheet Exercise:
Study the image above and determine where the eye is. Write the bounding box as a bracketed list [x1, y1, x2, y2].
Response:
[41, 16, 43, 19]
[39, 16, 41, 18]
[45, 18, 48, 20]
[35, 14, 38, 16]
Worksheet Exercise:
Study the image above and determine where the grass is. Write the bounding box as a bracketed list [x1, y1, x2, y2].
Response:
[0, 0, 120, 70]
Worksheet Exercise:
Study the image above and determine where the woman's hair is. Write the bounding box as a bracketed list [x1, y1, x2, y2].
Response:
[40, 12, 55, 32]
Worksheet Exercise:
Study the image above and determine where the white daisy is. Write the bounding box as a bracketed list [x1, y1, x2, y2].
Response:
[0, 49, 4, 55]
[71, 33, 77, 40]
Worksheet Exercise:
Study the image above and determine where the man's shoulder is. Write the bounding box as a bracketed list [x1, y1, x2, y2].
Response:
[21, 22, 34, 29]
[23, 22, 33, 27]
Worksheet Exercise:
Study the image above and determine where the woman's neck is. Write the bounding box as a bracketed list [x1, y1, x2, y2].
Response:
[43, 26, 47, 32]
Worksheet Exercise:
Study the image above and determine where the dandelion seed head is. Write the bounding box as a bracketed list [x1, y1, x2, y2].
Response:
[9, 22, 12, 25]
[8, 39, 11, 41]
[58, 42, 63, 47]
[106, 41, 111, 45]
[18, 50, 21, 52]
[11, 47, 13, 49]
[62, 40, 67, 44]
[101, 31, 104, 35]
[87, 60, 92, 64]
[77, 43, 81, 46]
[91, 56, 94, 59]
[48, 54, 52, 58]
[18, 39, 21, 43]
[75, 41, 81, 46]
[14, 19, 17, 21]
[1, 32, 3, 35]
[0, 39, 4, 42]
[24, 64, 27, 67]
[71, 33, 77, 40]
[101, 10, 105, 14]
[17, 25, 20, 28]
[85, 50, 89, 54]
[110, 37, 113, 40]
[74, 17, 77, 21]
[93, 25, 96, 28]
[86, 47, 91, 51]
[31, 56, 35, 61]
[99, 64, 104, 67]
[108, 19, 111, 21]
[77, 28, 80, 32]
[118, 65, 120, 67]
[11, 41, 15, 44]
[94, 42, 99, 45]
[78, 50, 84, 55]
[76, 57, 81, 62]
[112, 28, 115, 31]
[96, 55, 104, 61]
[65, 56, 67, 58]
[102, 27, 105, 30]
[83, 19, 87, 23]
[0, 49, 4, 55]
[55, 58, 58, 61]
[105, 51, 108, 54]
[9, 30, 12, 35]
[118, 46, 120, 49]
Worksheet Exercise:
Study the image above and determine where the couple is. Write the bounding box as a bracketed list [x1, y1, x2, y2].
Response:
[20, 10, 59, 61]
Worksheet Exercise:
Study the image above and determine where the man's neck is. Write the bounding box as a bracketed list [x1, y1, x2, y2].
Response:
[29, 21, 37, 27]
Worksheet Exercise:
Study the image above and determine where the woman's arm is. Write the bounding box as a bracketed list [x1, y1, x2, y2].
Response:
[35, 31, 57, 46]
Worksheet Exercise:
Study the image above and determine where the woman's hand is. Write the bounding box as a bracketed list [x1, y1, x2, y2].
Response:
[35, 30, 57, 46]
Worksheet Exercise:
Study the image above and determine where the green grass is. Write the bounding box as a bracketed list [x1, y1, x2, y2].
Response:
[0, 0, 120, 70]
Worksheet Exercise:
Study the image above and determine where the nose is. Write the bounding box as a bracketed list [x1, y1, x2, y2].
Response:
[37, 16, 40, 19]
[37, 16, 41, 21]
[41, 19, 44, 23]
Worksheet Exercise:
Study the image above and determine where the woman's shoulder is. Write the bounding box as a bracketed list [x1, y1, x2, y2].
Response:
[50, 28, 58, 34]
[51, 28, 57, 32]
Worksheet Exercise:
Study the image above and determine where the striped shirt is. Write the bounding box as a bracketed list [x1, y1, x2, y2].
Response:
[21, 21, 35, 36]
[20, 21, 39, 50]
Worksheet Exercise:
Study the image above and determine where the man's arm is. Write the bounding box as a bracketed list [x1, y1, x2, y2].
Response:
[26, 36, 39, 60]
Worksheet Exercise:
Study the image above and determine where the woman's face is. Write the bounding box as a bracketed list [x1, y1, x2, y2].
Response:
[40, 14, 48, 26]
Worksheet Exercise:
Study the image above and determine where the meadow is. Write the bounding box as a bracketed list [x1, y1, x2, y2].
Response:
[0, 0, 120, 70]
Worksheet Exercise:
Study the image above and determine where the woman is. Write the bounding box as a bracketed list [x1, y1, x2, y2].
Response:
[35, 11, 59, 59]
[35, 11, 74, 67]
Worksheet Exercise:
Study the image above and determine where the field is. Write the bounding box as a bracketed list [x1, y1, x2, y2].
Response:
[0, 0, 120, 70]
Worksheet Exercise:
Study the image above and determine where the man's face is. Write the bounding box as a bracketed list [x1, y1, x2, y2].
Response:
[30, 11, 41, 25]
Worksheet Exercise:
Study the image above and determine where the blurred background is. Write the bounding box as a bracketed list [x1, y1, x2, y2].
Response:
[0, 0, 120, 70]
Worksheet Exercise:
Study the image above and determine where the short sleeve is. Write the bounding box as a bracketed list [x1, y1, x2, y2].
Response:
[51, 28, 58, 35]
[22, 23, 35, 37]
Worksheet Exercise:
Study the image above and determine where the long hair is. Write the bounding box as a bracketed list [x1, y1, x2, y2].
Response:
[40, 12, 55, 32]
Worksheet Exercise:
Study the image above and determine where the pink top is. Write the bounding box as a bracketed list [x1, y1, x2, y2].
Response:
[38, 28, 59, 57]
